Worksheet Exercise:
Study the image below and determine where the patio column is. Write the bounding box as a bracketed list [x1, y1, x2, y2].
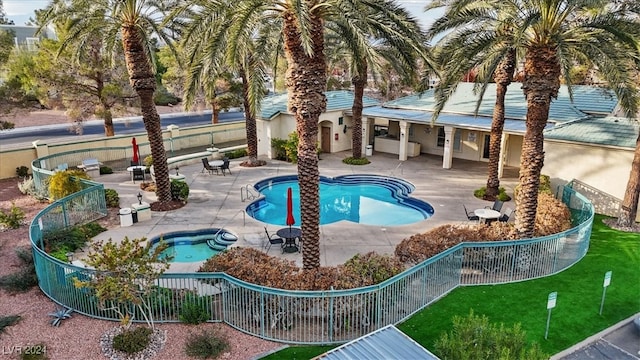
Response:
[442, 126, 455, 169]
[498, 132, 508, 178]
[399, 121, 409, 161]
[362, 117, 371, 155]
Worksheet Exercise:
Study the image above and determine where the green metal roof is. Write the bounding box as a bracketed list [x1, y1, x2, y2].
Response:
[384, 82, 617, 123]
[258, 90, 379, 120]
[544, 116, 638, 148]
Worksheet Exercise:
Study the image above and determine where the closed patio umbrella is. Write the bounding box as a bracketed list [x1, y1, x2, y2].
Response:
[132, 137, 140, 165]
[286, 187, 295, 230]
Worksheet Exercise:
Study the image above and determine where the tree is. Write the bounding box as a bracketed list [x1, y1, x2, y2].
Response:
[429, 0, 640, 238]
[427, 0, 520, 201]
[74, 236, 171, 329]
[40, 0, 180, 208]
[0, 1, 14, 25]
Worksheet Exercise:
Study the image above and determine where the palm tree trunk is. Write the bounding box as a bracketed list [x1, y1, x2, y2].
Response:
[283, 9, 327, 270]
[516, 46, 560, 238]
[211, 93, 220, 124]
[121, 25, 172, 204]
[617, 132, 640, 226]
[351, 60, 366, 159]
[240, 67, 260, 165]
[485, 49, 516, 199]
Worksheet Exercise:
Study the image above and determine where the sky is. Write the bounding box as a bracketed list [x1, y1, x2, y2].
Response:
[4, 0, 443, 29]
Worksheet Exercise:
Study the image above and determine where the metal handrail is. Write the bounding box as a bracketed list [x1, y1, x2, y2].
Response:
[241, 184, 260, 202]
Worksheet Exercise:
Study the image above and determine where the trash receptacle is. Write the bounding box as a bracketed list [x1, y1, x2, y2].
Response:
[131, 209, 138, 223]
[119, 208, 133, 227]
[365, 145, 373, 156]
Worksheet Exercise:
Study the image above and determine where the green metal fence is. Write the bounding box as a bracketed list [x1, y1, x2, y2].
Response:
[29, 180, 593, 344]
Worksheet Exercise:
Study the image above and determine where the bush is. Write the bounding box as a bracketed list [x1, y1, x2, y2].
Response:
[0, 315, 21, 336]
[154, 85, 181, 106]
[143, 155, 153, 168]
[17, 177, 47, 201]
[16, 166, 29, 177]
[342, 157, 371, 165]
[104, 188, 120, 208]
[474, 186, 512, 201]
[179, 295, 212, 325]
[0, 202, 25, 229]
[336, 252, 403, 288]
[271, 132, 301, 163]
[47, 170, 90, 201]
[112, 326, 153, 354]
[99, 166, 113, 175]
[184, 329, 229, 359]
[270, 138, 288, 161]
[0, 120, 15, 130]
[171, 180, 189, 202]
[223, 148, 247, 159]
[435, 310, 547, 360]
[43, 222, 106, 255]
[0, 247, 37, 293]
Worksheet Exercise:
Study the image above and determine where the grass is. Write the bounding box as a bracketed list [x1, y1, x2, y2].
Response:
[261, 215, 640, 359]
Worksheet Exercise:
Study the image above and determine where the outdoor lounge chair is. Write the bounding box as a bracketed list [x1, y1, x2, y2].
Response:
[463, 204, 479, 222]
[485, 200, 504, 212]
[264, 227, 284, 253]
[201, 158, 218, 175]
[220, 157, 231, 176]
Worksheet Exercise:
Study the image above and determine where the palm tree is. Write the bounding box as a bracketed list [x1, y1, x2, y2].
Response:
[326, 1, 428, 159]
[427, 0, 520, 201]
[429, 0, 639, 238]
[40, 0, 176, 206]
[176, 0, 273, 167]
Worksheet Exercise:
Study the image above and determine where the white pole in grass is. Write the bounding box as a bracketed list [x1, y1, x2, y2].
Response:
[545, 291, 557, 340]
[600, 271, 612, 316]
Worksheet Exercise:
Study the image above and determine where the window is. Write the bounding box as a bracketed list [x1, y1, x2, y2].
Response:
[437, 128, 461, 151]
[25, 37, 39, 52]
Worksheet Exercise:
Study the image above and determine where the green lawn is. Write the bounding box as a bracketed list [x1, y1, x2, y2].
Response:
[261, 215, 640, 359]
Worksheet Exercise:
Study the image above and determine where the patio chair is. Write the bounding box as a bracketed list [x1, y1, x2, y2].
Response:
[132, 168, 145, 183]
[201, 158, 218, 175]
[220, 157, 231, 176]
[130, 160, 140, 166]
[498, 207, 514, 222]
[485, 200, 504, 212]
[264, 227, 284, 253]
[463, 204, 479, 222]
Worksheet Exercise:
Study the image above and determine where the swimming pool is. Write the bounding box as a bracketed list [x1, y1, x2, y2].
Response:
[149, 228, 238, 263]
[246, 175, 434, 226]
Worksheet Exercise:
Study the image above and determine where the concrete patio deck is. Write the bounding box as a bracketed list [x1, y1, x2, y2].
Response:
[92, 151, 519, 271]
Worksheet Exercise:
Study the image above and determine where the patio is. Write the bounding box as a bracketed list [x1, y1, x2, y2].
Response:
[92, 151, 520, 271]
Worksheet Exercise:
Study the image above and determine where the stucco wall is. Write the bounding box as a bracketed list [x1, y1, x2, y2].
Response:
[543, 140, 632, 200]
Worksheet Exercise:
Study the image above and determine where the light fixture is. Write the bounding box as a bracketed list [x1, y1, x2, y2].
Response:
[343, 125, 348, 134]
[137, 192, 143, 205]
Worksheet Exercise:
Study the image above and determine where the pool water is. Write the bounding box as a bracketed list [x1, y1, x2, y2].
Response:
[246, 175, 434, 226]
[149, 229, 238, 263]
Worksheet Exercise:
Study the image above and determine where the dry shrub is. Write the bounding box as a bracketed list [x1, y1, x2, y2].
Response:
[534, 192, 572, 236]
[291, 267, 339, 290]
[334, 252, 404, 289]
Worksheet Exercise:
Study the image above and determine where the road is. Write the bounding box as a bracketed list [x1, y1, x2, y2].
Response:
[0, 110, 244, 149]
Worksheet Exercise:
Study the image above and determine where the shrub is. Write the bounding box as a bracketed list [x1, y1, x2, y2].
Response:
[270, 138, 288, 161]
[99, 166, 113, 175]
[154, 85, 181, 106]
[435, 310, 547, 360]
[0, 315, 21, 337]
[17, 177, 48, 201]
[0, 247, 37, 293]
[0, 120, 15, 130]
[179, 295, 212, 325]
[184, 329, 229, 359]
[171, 180, 189, 202]
[0, 202, 25, 229]
[271, 132, 301, 163]
[112, 326, 153, 354]
[223, 148, 247, 159]
[143, 155, 153, 168]
[42, 222, 106, 255]
[47, 170, 90, 201]
[336, 252, 404, 288]
[104, 189, 120, 208]
[474, 186, 512, 201]
[16, 165, 29, 177]
[342, 157, 371, 165]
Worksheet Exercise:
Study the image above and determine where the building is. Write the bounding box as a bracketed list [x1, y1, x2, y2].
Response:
[0, 25, 55, 51]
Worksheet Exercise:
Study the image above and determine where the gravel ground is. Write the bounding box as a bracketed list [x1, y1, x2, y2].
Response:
[0, 177, 283, 360]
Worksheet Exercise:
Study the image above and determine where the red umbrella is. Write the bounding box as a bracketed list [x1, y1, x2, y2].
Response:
[131, 137, 140, 164]
[286, 187, 295, 230]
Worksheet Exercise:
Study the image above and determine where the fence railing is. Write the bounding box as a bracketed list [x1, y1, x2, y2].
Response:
[29, 178, 593, 344]
[567, 179, 621, 218]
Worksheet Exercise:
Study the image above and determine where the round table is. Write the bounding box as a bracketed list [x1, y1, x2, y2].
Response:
[474, 208, 501, 223]
[277, 227, 302, 253]
[126, 165, 147, 182]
